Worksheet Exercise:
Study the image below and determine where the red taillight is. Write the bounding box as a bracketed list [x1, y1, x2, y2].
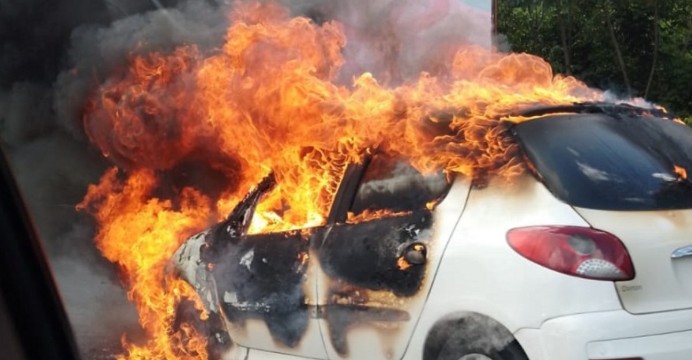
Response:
[507, 226, 635, 281]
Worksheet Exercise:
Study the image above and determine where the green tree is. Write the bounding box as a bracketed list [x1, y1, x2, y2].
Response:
[498, 0, 692, 122]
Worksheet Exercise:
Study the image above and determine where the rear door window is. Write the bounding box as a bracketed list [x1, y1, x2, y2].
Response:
[514, 113, 692, 210]
[350, 153, 451, 216]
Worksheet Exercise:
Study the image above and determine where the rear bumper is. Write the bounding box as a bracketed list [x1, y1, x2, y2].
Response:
[514, 308, 692, 360]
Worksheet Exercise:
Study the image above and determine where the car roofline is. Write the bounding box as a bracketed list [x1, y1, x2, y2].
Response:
[508, 101, 675, 119]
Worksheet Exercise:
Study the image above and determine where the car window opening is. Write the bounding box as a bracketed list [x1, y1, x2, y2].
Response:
[243, 152, 453, 233]
[347, 152, 451, 223]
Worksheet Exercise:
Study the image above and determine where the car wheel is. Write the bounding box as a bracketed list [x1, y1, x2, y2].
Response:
[424, 315, 530, 360]
[437, 337, 528, 360]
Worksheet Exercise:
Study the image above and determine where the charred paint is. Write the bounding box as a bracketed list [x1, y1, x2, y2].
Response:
[318, 211, 433, 297]
[322, 304, 410, 355]
[196, 209, 434, 352]
[207, 230, 311, 347]
[181, 156, 446, 353]
[317, 210, 434, 355]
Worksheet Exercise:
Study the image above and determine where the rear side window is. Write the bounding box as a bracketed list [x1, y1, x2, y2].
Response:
[514, 113, 692, 210]
[350, 153, 450, 215]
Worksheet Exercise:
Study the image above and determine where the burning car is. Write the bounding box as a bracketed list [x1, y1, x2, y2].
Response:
[172, 103, 692, 360]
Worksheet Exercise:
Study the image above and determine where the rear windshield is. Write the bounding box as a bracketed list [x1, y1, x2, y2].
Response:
[514, 112, 692, 210]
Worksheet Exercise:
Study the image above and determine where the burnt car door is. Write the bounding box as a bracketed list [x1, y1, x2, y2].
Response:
[315, 153, 457, 359]
[200, 174, 329, 359]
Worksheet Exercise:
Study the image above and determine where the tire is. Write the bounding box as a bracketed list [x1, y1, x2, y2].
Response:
[437, 338, 528, 360]
[424, 315, 529, 360]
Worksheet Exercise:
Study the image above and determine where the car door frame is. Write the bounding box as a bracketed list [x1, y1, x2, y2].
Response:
[204, 174, 330, 359]
[315, 154, 458, 359]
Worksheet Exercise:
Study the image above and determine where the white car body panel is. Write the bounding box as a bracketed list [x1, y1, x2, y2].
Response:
[436, 175, 622, 328]
[575, 207, 692, 314]
[401, 175, 623, 360]
[515, 308, 692, 360]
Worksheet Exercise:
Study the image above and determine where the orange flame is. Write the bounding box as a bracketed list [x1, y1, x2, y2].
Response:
[347, 209, 412, 223]
[79, 2, 608, 358]
[78, 168, 211, 359]
[675, 165, 688, 180]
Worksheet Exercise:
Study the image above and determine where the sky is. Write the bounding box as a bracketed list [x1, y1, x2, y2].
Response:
[461, 0, 491, 11]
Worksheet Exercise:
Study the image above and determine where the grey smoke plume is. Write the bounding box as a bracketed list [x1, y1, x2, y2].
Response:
[0, 0, 494, 357]
[54, 0, 231, 137]
[282, 0, 492, 83]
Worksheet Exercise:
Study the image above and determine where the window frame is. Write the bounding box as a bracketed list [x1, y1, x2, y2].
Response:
[327, 153, 453, 224]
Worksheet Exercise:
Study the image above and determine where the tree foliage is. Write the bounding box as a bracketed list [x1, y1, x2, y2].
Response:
[498, 0, 692, 122]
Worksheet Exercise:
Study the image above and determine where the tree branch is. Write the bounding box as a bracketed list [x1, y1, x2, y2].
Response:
[604, 3, 632, 97]
[559, 0, 572, 74]
[645, 0, 658, 99]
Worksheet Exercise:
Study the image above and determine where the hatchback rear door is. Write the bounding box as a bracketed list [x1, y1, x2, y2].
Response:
[514, 109, 692, 314]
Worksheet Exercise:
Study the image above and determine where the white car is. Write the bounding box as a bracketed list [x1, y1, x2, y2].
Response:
[173, 103, 692, 360]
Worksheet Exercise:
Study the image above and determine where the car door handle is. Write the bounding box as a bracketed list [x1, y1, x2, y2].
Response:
[671, 245, 692, 259]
